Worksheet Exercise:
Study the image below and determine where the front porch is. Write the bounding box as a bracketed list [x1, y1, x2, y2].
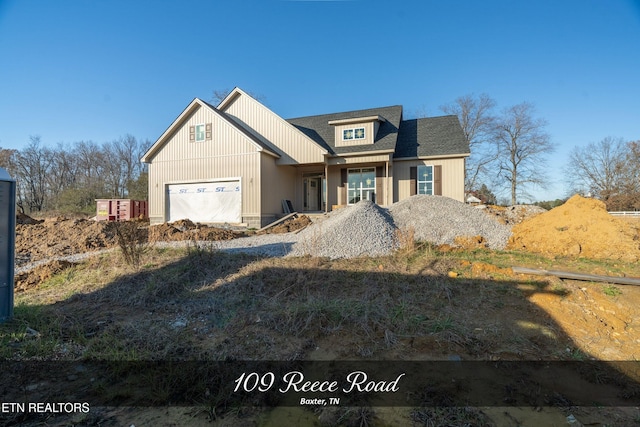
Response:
[293, 159, 393, 214]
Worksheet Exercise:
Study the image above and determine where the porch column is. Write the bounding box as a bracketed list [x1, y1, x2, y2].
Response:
[385, 160, 389, 206]
[324, 163, 329, 213]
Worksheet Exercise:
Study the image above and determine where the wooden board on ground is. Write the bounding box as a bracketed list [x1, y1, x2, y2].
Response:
[258, 212, 298, 232]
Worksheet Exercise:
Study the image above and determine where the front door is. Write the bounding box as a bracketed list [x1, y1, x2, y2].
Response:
[303, 176, 324, 211]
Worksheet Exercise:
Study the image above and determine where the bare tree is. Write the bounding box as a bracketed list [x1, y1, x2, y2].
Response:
[13, 136, 54, 212]
[211, 88, 267, 106]
[48, 143, 78, 195]
[492, 102, 554, 205]
[211, 88, 233, 105]
[565, 137, 628, 199]
[567, 138, 640, 210]
[440, 94, 497, 194]
[0, 148, 16, 172]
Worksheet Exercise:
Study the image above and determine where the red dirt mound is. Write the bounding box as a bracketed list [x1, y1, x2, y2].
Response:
[507, 195, 640, 261]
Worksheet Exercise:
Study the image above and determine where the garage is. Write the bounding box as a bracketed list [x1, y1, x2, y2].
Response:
[166, 180, 241, 224]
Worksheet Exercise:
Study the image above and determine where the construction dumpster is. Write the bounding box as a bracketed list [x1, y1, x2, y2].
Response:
[96, 199, 148, 221]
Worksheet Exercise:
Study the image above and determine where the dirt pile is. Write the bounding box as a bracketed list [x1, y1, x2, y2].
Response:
[16, 218, 119, 265]
[15, 217, 247, 268]
[507, 195, 640, 261]
[481, 204, 547, 225]
[148, 220, 242, 242]
[260, 215, 312, 234]
[16, 212, 43, 225]
[14, 260, 75, 292]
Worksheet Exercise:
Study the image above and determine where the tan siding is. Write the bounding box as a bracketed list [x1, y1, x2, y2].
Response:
[326, 162, 392, 209]
[394, 158, 466, 202]
[327, 153, 392, 165]
[260, 156, 296, 218]
[151, 105, 258, 163]
[147, 105, 264, 223]
[326, 166, 341, 208]
[222, 94, 326, 165]
[333, 122, 374, 147]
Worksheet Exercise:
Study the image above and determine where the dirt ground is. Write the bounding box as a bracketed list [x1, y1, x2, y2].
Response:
[8, 202, 640, 426]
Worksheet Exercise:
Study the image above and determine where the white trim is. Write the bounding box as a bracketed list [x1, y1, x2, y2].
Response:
[141, 98, 280, 163]
[417, 164, 434, 195]
[343, 127, 366, 141]
[346, 167, 376, 205]
[328, 115, 385, 125]
[217, 87, 329, 156]
[394, 153, 470, 161]
[329, 149, 395, 158]
[163, 177, 243, 224]
[195, 123, 205, 142]
[165, 176, 242, 186]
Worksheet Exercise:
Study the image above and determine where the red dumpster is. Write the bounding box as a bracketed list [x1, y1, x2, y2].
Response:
[96, 199, 148, 221]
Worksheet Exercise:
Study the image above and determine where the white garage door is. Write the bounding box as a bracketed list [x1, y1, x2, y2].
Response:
[167, 181, 241, 224]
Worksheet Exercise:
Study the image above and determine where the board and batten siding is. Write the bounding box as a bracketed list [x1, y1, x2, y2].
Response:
[393, 158, 465, 202]
[326, 162, 392, 209]
[260, 156, 296, 222]
[333, 122, 375, 147]
[221, 93, 326, 165]
[146, 105, 263, 224]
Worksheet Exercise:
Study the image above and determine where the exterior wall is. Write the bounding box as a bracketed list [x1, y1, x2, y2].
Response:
[393, 157, 466, 202]
[326, 161, 392, 209]
[146, 104, 263, 224]
[294, 164, 327, 212]
[326, 166, 341, 209]
[333, 121, 375, 147]
[260, 156, 297, 226]
[221, 93, 326, 165]
[327, 153, 392, 165]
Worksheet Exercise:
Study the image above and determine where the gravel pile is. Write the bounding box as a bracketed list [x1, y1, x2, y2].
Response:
[15, 196, 515, 273]
[388, 195, 512, 249]
[288, 200, 397, 259]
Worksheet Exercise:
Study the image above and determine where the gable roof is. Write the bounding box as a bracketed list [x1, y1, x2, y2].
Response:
[218, 87, 329, 163]
[395, 115, 470, 159]
[286, 105, 403, 156]
[141, 98, 279, 163]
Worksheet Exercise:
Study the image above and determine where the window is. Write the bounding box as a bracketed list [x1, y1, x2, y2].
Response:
[343, 127, 365, 141]
[195, 124, 205, 142]
[189, 123, 212, 142]
[347, 168, 375, 204]
[417, 165, 433, 195]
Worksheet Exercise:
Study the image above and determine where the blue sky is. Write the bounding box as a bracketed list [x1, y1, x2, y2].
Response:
[1, 0, 639, 201]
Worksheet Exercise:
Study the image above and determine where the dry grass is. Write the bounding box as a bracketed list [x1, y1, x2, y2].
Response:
[113, 220, 149, 269]
[8, 243, 640, 361]
[6, 243, 640, 424]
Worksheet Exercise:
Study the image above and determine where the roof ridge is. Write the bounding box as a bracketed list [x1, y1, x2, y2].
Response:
[287, 105, 403, 121]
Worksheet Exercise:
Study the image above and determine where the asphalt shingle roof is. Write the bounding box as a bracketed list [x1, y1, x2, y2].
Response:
[287, 107, 469, 158]
[395, 115, 470, 158]
[287, 105, 403, 155]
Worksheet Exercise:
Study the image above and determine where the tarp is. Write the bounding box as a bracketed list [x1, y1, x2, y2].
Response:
[167, 181, 241, 224]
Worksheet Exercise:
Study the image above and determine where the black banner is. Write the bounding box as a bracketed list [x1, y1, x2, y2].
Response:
[1, 360, 639, 408]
